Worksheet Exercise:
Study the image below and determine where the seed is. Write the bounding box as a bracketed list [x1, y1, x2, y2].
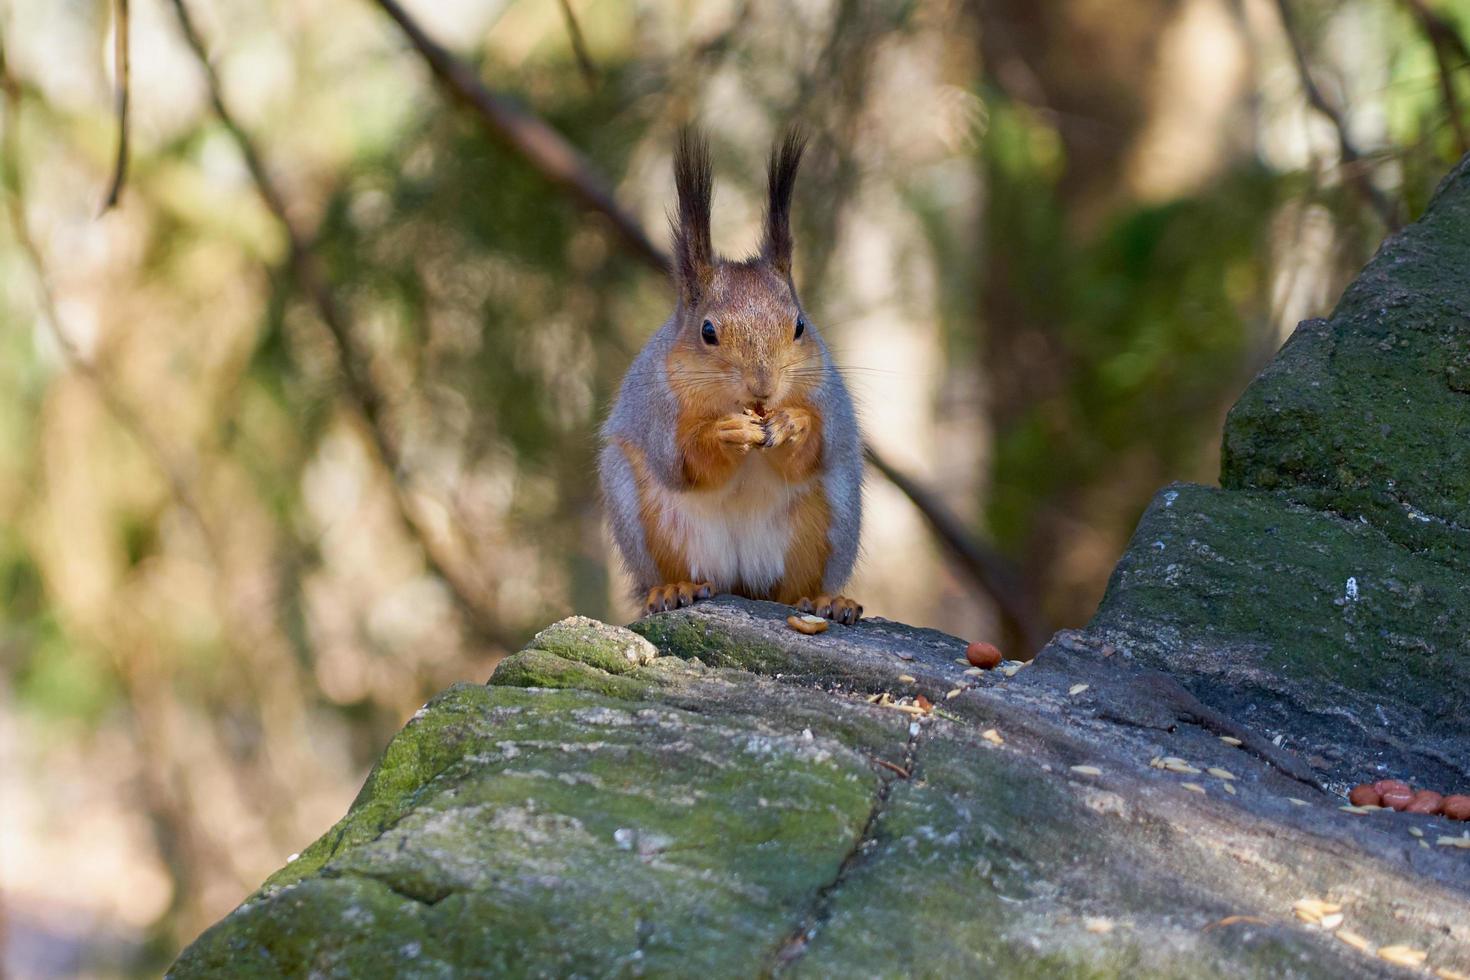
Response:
[1070, 765, 1103, 776]
[1218, 736, 1243, 746]
[1083, 917, 1114, 934]
[1436, 833, 1470, 849]
[1163, 760, 1201, 775]
[1288, 798, 1310, 806]
[787, 614, 829, 635]
[981, 728, 1004, 745]
[1376, 946, 1427, 968]
[1373, 779, 1411, 796]
[1335, 929, 1371, 952]
[1339, 805, 1377, 814]
[1348, 784, 1381, 807]
[1442, 794, 1470, 821]
[1181, 783, 1206, 794]
[1223, 783, 1236, 795]
[954, 658, 970, 666]
[1409, 827, 1424, 838]
[1000, 664, 1023, 677]
[1292, 899, 1341, 923]
[897, 674, 916, 684]
[963, 667, 984, 676]
[966, 641, 1003, 670]
[1318, 913, 1343, 931]
[865, 693, 882, 703]
[1435, 969, 1470, 980]
[1068, 683, 1090, 696]
[1206, 767, 1237, 780]
[1406, 790, 1443, 815]
[945, 688, 962, 700]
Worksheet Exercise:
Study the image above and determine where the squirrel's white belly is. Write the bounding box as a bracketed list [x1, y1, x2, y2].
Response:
[652, 454, 804, 592]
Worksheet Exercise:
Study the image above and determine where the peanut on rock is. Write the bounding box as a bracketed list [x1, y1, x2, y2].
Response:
[1381, 786, 1415, 811]
[966, 641, 1003, 670]
[786, 614, 829, 636]
[1348, 784, 1380, 807]
[1443, 795, 1470, 821]
[1406, 790, 1443, 815]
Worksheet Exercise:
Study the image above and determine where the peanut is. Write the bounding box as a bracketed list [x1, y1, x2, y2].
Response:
[966, 641, 1003, 670]
[1381, 786, 1415, 811]
[1373, 779, 1411, 796]
[786, 614, 829, 635]
[1406, 790, 1443, 815]
[1348, 784, 1380, 807]
[1442, 795, 1470, 821]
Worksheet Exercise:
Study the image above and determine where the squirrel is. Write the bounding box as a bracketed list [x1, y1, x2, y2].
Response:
[599, 129, 864, 624]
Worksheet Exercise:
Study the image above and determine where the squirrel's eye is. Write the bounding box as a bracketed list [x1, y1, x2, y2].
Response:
[794, 316, 806, 340]
[701, 319, 718, 345]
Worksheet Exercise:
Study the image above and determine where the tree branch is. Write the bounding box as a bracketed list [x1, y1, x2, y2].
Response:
[101, 0, 130, 210]
[1275, 0, 1401, 229]
[364, 0, 1050, 648]
[372, 0, 667, 272]
[1401, 0, 1470, 156]
[167, 0, 517, 650]
[556, 0, 598, 89]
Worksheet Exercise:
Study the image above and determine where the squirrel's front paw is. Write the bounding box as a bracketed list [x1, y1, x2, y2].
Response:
[796, 594, 863, 625]
[762, 407, 810, 448]
[716, 412, 767, 451]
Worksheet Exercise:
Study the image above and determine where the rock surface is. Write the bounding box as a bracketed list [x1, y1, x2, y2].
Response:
[170, 158, 1470, 977]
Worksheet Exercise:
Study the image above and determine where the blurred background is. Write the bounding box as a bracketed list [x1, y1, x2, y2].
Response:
[0, 0, 1465, 974]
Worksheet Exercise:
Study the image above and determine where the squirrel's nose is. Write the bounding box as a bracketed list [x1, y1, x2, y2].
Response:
[747, 370, 774, 401]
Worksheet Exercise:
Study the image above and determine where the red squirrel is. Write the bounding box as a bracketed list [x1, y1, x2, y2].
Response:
[599, 129, 864, 623]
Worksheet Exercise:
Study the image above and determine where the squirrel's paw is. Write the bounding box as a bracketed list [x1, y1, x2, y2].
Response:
[761, 407, 810, 449]
[643, 581, 716, 616]
[795, 594, 863, 625]
[716, 413, 767, 451]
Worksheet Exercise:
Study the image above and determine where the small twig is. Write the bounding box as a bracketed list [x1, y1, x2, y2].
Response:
[873, 757, 911, 779]
[1401, 0, 1470, 155]
[1275, 0, 1401, 229]
[101, 0, 130, 210]
[167, 0, 517, 650]
[555, 0, 598, 88]
[365, 0, 1045, 642]
[367, 0, 668, 273]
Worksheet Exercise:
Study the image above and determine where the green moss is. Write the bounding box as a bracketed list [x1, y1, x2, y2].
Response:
[521, 616, 657, 674]
[1221, 156, 1470, 549]
[489, 648, 650, 699]
[1091, 484, 1469, 727]
[631, 614, 807, 675]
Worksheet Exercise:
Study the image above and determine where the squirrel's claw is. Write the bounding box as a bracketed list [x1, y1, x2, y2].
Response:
[715, 413, 766, 450]
[761, 407, 810, 449]
[796, 594, 863, 625]
[643, 581, 716, 616]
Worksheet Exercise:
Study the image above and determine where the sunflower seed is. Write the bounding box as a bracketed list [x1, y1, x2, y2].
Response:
[1377, 945, 1427, 968]
[1181, 783, 1206, 794]
[1068, 683, 1090, 696]
[1206, 767, 1237, 780]
[1218, 736, 1243, 746]
[1070, 765, 1103, 776]
[1335, 929, 1371, 952]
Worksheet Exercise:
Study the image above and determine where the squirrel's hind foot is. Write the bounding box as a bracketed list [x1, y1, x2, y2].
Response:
[795, 594, 863, 625]
[642, 581, 716, 616]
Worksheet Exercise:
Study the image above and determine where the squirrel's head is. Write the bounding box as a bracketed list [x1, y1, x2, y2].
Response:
[666, 128, 820, 416]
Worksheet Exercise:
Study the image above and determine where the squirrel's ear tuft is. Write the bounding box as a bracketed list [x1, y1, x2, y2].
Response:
[762, 127, 806, 278]
[671, 127, 714, 306]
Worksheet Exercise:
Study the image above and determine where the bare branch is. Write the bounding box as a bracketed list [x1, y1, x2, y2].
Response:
[556, 0, 598, 89]
[364, 0, 1049, 644]
[1275, 0, 1401, 229]
[101, 0, 130, 210]
[369, 0, 668, 273]
[167, 0, 518, 650]
[1401, 0, 1470, 156]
